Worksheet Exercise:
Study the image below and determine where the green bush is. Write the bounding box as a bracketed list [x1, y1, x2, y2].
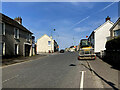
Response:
[106, 36, 120, 50]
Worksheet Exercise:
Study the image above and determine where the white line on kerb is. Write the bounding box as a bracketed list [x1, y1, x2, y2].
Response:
[80, 71, 85, 90]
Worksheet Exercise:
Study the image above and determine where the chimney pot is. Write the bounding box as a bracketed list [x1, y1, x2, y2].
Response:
[106, 16, 110, 22]
[14, 17, 22, 24]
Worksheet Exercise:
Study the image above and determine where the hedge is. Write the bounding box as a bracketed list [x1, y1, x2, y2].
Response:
[105, 36, 120, 50]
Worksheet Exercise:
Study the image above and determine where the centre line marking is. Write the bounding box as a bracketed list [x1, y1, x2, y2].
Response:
[80, 71, 85, 90]
[2, 75, 19, 83]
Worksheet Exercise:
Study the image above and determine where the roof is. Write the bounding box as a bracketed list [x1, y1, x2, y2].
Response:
[88, 20, 114, 39]
[94, 20, 114, 32]
[37, 34, 53, 41]
[0, 13, 33, 34]
[110, 17, 120, 31]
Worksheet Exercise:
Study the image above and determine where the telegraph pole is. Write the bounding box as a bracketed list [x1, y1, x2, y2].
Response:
[51, 29, 55, 53]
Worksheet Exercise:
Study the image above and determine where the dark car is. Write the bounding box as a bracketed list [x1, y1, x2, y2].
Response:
[60, 49, 64, 53]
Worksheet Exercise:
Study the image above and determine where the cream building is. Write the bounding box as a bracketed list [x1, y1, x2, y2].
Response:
[37, 34, 55, 53]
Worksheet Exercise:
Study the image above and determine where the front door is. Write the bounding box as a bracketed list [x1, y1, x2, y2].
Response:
[25, 44, 31, 57]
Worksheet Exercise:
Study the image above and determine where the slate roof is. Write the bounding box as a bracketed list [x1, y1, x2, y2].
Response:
[110, 17, 120, 31]
[0, 13, 33, 34]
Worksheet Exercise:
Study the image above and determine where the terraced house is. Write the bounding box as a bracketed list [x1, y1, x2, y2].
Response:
[0, 13, 33, 58]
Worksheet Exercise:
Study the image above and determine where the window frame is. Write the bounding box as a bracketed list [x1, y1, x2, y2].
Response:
[114, 29, 120, 37]
[2, 42, 5, 56]
[14, 28, 19, 39]
[14, 44, 19, 55]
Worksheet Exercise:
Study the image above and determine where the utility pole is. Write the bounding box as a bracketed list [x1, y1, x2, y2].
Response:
[51, 29, 55, 53]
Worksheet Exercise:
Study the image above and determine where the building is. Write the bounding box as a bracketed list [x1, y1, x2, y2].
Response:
[110, 17, 120, 39]
[0, 13, 33, 58]
[54, 40, 59, 52]
[88, 16, 114, 54]
[32, 36, 37, 55]
[37, 34, 58, 53]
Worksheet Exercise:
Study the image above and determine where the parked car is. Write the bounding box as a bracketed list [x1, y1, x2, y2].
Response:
[60, 49, 64, 53]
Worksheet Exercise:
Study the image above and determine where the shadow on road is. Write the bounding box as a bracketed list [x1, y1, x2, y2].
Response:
[69, 64, 76, 66]
[81, 63, 119, 90]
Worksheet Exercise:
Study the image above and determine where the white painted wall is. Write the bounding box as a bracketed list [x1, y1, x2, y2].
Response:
[37, 34, 54, 53]
[94, 21, 113, 53]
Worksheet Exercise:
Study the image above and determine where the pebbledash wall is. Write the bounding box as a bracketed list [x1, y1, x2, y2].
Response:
[37, 34, 54, 53]
[88, 17, 114, 54]
[1, 13, 33, 57]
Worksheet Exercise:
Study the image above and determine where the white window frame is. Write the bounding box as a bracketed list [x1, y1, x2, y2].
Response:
[14, 44, 19, 55]
[2, 22, 5, 35]
[14, 28, 19, 39]
[2, 42, 5, 56]
[17, 44, 19, 55]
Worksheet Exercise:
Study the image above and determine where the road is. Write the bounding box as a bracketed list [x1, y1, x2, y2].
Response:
[2, 52, 119, 89]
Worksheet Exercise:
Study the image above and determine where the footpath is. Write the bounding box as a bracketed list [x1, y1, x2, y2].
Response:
[88, 57, 120, 89]
[2, 52, 59, 67]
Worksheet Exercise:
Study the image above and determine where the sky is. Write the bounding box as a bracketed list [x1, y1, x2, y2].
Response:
[1, 2, 118, 49]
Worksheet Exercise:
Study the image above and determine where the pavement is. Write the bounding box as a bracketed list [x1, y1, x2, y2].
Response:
[2, 52, 58, 66]
[1, 52, 120, 89]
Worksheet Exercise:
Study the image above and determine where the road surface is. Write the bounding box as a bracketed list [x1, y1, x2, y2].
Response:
[2, 52, 119, 89]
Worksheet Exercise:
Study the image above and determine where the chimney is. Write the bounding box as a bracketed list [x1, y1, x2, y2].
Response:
[14, 17, 22, 24]
[105, 16, 110, 22]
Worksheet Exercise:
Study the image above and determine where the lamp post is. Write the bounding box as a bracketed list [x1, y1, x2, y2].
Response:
[51, 29, 56, 53]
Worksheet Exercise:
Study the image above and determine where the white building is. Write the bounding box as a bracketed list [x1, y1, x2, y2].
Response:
[110, 17, 120, 39]
[37, 34, 58, 53]
[88, 16, 114, 54]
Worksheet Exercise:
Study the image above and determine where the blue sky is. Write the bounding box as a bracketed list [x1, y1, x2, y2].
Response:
[2, 2, 118, 49]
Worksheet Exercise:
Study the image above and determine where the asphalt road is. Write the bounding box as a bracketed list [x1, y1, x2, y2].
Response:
[2, 52, 119, 89]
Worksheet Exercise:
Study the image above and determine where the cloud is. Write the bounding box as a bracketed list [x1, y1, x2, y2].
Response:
[70, 2, 95, 9]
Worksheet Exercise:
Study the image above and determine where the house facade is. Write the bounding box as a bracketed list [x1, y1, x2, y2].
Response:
[0, 13, 33, 58]
[32, 36, 37, 55]
[37, 34, 58, 53]
[110, 17, 120, 39]
[88, 16, 114, 53]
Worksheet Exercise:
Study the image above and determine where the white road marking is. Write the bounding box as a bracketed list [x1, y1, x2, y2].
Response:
[2, 75, 19, 83]
[80, 71, 85, 90]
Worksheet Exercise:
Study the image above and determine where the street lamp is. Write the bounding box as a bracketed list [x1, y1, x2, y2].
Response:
[51, 29, 56, 53]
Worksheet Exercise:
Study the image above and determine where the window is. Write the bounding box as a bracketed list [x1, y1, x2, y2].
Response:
[114, 29, 120, 37]
[14, 28, 19, 39]
[15, 44, 19, 55]
[2, 22, 5, 35]
[48, 41, 51, 46]
[27, 34, 31, 41]
[29, 34, 31, 41]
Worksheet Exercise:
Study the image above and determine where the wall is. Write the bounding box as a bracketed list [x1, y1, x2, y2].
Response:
[2, 22, 32, 57]
[94, 21, 113, 53]
[37, 35, 54, 53]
